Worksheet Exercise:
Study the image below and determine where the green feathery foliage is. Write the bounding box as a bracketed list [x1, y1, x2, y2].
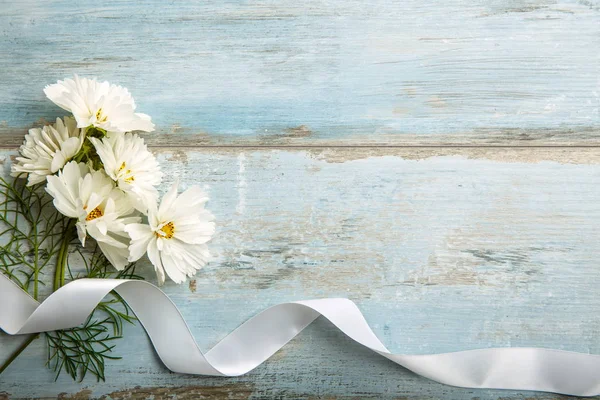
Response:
[0, 175, 142, 382]
[45, 246, 141, 382]
[0, 175, 68, 300]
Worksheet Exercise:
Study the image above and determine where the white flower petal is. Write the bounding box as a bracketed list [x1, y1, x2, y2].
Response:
[45, 160, 136, 272]
[89, 139, 115, 176]
[97, 220, 108, 236]
[167, 240, 210, 272]
[11, 117, 82, 186]
[50, 152, 68, 174]
[173, 186, 209, 210]
[44, 75, 154, 133]
[119, 112, 155, 132]
[91, 133, 161, 213]
[45, 162, 89, 218]
[76, 222, 87, 246]
[173, 219, 215, 244]
[133, 181, 216, 284]
[124, 223, 154, 262]
[108, 188, 135, 216]
[158, 180, 179, 219]
[97, 241, 129, 271]
[159, 244, 188, 284]
[147, 239, 165, 285]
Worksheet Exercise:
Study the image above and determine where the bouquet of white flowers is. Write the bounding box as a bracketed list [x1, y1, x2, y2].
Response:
[1, 76, 214, 380]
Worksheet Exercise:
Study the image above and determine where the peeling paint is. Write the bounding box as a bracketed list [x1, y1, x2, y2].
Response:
[166, 149, 189, 164]
[2, 139, 600, 399]
[58, 389, 93, 399]
[151, 146, 600, 166]
[1, 0, 600, 397]
[236, 152, 247, 215]
[426, 95, 447, 109]
[170, 124, 183, 134]
[2, 126, 600, 149]
[307, 147, 600, 165]
[282, 125, 313, 138]
[100, 385, 254, 400]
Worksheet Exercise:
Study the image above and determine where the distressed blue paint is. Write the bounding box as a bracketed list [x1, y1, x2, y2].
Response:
[1, 150, 599, 398]
[1, 0, 599, 397]
[0, 0, 598, 137]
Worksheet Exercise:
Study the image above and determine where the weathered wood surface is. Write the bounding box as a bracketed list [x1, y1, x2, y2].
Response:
[0, 0, 598, 144]
[1, 148, 600, 399]
[1, 0, 600, 398]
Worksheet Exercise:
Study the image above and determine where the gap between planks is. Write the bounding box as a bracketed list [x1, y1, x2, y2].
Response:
[147, 145, 600, 148]
[1, 144, 600, 149]
[3, 144, 600, 165]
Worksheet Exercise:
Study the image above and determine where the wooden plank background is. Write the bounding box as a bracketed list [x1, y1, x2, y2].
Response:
[0, 0, 599, 399]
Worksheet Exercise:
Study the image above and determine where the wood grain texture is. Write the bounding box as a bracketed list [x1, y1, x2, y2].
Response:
[0, 0, 598, 143]
[1, 0, 599, 398]
[1, 147, 600, 399]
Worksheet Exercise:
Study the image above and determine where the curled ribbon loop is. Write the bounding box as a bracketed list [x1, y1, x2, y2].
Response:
[1, 275, 599, 397]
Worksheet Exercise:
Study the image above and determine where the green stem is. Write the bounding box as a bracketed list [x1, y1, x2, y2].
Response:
[0, 334, 39, 375]
[33, 229, 39, 300]
[0, 221, 76, 376]
[33, 264, 39, 300]
[0, 220, 77, 375]
[53, 220, 76, 291]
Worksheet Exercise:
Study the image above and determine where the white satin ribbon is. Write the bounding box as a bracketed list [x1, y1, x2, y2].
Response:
[1, 274, 599, 397]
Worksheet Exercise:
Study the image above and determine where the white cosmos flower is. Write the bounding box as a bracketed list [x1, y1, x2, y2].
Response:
[125, 182, 215, 285]
[89, 133, 162, 213]
[46, 161, 140, 270]
[11, 117, 83, 186]
[44, 75, 154, 133]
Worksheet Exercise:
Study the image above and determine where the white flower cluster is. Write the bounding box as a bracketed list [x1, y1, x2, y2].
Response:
[11, 76, 215, 285]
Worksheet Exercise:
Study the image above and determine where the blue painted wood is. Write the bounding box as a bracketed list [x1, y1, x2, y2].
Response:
[1, 149, 599, 398]
[0, 0, 598, 139]
[0, 0, 599, 398]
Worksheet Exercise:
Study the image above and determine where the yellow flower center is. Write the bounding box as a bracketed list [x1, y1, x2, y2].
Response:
[157, 222, 175, 239]
[85, 206, 104, 221]
[117, 161, 135, 183]
[95, 108, 108, 123]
